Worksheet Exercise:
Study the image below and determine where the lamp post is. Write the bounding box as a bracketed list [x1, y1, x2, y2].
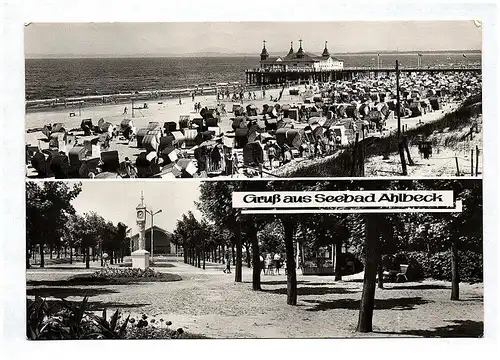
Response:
[145, 208, 162, 263]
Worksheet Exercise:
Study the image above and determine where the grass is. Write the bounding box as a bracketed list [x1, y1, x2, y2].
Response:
[286, 94, 482, 177]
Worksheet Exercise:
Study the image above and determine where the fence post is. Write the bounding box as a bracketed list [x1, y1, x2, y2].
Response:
[403, 136, 414, 166]
[471, 149, 474, 176]
[398, 141, 407, 175]
[455, 157, 460, 176]
[350, 133, 359, 177]
[475, 145, 479, 176]
[359, 139, 365, 177]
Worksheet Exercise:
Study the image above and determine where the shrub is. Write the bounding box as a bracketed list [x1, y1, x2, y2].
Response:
[91, 268, 163, 279]
[392, 250, 483, 283]
[27, 296, 206, 340]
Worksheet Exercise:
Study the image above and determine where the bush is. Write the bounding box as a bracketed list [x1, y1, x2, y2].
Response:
[91, 268, 163, 279]
[391, 250, 483, 284]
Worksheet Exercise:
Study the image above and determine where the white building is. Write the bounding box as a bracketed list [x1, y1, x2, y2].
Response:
[260, 40, 344, 72]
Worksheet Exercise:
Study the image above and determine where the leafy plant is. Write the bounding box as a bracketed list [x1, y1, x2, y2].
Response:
[27, 296, 129, 340]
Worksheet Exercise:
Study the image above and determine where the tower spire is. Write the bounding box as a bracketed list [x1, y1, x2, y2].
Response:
[296, 39, 305, 58]
[288, 41, 294, 55]
[140, 191, 144, 205]
[260, 40, 269, 60]
[322, 40, 330, 57]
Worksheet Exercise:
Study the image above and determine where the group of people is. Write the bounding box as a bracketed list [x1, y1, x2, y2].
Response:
[260, 253, 284, 275]
[193, 102, 203, 112]
[221, 251, 285, 275]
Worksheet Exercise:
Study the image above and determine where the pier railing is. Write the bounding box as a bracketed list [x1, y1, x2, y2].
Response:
[245, 65, 481, 73]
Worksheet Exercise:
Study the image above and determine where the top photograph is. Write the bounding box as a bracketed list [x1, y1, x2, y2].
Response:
[24, 21, 482, 179]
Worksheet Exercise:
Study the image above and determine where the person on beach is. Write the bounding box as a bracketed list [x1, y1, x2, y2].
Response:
[267, 143, 276, 169]
[283, 144, 292, 165]
[253, 92, 256, 100]
[192, 92, 195, 102]
[178, 96, 182, 105]
[123, 106, 128, 115]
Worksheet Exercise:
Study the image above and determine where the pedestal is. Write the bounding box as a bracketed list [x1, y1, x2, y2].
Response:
[131, 249, 150, 270]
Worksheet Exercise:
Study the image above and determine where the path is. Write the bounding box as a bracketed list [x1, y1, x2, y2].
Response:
[26, 258, 483, 338]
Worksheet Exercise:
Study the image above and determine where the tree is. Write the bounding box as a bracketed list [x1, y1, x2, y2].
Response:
[198, 182, 243, 282]
[356, 214, 380, 332]
[26, 182, 81, 268]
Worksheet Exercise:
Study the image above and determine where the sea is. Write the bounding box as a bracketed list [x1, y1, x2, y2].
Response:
[25, 53, 481, 101]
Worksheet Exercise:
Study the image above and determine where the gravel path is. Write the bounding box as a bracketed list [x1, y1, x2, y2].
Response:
[26, 260, 483, 338]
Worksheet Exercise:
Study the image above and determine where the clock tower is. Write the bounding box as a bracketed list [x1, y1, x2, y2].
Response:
[136, 192, 147, 250]
[131, 191, 150, 269]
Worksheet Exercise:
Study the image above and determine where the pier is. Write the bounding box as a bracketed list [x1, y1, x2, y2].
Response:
[245, 65, 482, 85]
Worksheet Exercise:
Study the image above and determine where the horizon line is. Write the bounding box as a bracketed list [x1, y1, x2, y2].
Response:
[25, 49, 482, 60]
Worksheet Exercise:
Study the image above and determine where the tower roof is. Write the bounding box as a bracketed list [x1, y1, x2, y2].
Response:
[288, 41, 294, 56]
[296, 39, 305, 58]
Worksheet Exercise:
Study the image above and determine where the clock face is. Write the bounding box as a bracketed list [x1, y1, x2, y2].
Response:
[137, 210, 145, 220]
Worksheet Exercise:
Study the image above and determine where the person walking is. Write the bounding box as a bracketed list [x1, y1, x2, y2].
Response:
[223, 250, 231, 273]
[273, 253, 282, 275]
[265, 254, 273, 275]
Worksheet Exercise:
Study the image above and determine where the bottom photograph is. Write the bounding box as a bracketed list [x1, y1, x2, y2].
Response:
[25, 179, 483, 339]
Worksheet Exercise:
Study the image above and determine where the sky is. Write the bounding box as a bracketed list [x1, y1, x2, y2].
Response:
[24, 21, 482, 58]
[69, 181, 202, 235]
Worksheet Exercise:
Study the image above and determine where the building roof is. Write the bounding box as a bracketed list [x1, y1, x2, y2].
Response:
[131, 225, 172, 240]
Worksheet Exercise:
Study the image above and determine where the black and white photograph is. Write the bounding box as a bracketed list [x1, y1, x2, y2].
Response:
[1, 0, 498, 356]
[24, 21, 482, 179]
[26, 179, 483, 339]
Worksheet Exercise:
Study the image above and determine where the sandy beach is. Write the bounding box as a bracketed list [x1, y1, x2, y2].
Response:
[25, 83, 470, 179]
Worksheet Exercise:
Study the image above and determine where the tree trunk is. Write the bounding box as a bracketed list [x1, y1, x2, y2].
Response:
[250, 222, 261, 291]
[245, 243, 251, 268]
[85, 246, 90, 269]
[92, 247, 96, 262]
[57, 247, 60, 259]
[377, 263, 384, 289]
[40, 241, 45, 268]
[356, 214, 379, 333]
[283, 219, 297, 305]
[110, 251, 114, 265]
[334, 241, 342, 281]
[197, 249, 201, 268]
[49, 244, 53, 259]
[64, 246, 67, 258]
[202, 247, 206, 270]
[450, 241, 460, 300]
[69, 247, 73, 264]
[222, 245, 225, 264]
[100, 244, 104, 267]
[26, 247, 31, 269]
[183, 245, 187, 264]
[231, 244, 235, 266]
[235, 220, 243, 283]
